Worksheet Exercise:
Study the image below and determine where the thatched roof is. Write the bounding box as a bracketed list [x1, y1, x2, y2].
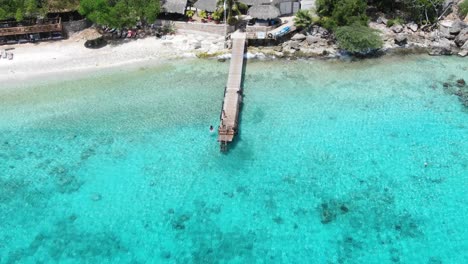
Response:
[242, 0, 273, 5]
[46, 0, 80, 12]
[194, 0, 218, 12]
[242, 0, 292, 5]
[247, 5, 280, 20]
[162, 0, 188, 14]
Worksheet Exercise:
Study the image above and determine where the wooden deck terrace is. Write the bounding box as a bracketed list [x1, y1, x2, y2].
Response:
[218, 31, 246, 152]
[0, 18, 62, 37]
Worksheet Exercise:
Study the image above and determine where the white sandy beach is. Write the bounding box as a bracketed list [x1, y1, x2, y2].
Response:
[0, 29, 226, 84]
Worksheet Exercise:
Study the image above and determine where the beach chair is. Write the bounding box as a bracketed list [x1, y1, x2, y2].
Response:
[8, 53, 13, 60]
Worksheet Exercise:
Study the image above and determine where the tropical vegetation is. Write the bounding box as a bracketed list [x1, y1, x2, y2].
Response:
[293, 9, 314, 30]
[215, 0, 248, 25]
[78, 0, 160, 28]
[335, 23, 383, 53]
[460, 0, 468, 17]
[0, 0, 80, 21]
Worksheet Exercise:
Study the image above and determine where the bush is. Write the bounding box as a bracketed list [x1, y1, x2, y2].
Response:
[461, 0, 468, 17]
[335, 23, 383, 53]
[186, 10, 195, 18]
[386, 17, 404, 27]
[227, 16, 237, 25]
[199, 10, 207, 19]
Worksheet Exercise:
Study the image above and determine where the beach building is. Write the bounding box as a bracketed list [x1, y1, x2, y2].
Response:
[300, 0, 316, 11]
[162, 0, 189, 14]
[245, 0, 299, 25]
[193, 0, 218, 12]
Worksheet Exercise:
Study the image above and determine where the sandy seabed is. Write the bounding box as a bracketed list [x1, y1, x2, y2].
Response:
[0, 29, 226, 84]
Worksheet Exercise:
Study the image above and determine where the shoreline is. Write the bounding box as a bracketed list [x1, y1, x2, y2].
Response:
[0, 26, 465, 86]
[0, 29, 226, 85]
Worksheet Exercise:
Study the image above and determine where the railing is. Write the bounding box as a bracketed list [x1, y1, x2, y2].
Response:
[0, 18, 62, 37]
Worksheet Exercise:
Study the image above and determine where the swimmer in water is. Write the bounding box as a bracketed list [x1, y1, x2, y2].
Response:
[209, 125, 214, 132]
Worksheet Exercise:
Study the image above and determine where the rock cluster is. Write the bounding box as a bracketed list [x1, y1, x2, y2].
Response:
[264, 11, 468, 58]
[266, 25, 338, 58]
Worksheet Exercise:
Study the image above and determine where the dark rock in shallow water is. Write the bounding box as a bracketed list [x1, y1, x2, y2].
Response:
[456, 79, 466, 87]
[91, 193, 102, 201]
[160, 251, 171, 259]
[320, 203, 336, 224]
[218, 58, 226, 62]
[171, 213, 191, 231]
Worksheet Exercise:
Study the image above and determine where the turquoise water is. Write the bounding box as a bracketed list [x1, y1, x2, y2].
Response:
[0, 55, 467, 263]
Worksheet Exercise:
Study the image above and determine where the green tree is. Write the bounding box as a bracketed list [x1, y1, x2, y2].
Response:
[335, 23, 383, 53]
[401, 0, 444, 24]
[216, 0, 248, 25]
[294, 9, 314, 29]
[79, 0, 160, 28]
[316, 0, 368, 29]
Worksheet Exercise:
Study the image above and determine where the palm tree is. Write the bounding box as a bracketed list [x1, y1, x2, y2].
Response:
[293, 9, 314, 30]
[215, 0, 248, 25]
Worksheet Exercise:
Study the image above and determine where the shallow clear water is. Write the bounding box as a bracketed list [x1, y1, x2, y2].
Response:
[0, 55, 467, 263]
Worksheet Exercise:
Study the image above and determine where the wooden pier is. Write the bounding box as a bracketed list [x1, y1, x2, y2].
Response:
[218, 32, 246, 152]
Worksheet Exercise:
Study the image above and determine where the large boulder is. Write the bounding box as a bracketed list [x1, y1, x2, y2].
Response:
[306, 36, 321, 45]
[391, 25, 404, 33]
[291, 33, 306, 41]
[406, 22, 418, 32]
[449, 20, 467, 35]
[429, 38, 455, 55]
[439, 25, 455, 39]
[284, 40, 300, 50]
[462, 41, 468, 50]
[395, 34, 408, 46]
[455, 28, 468, 47]
[377, 17, 388, 25]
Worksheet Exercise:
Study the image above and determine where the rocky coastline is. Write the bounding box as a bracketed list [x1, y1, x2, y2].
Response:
[245, 11, 468, 59]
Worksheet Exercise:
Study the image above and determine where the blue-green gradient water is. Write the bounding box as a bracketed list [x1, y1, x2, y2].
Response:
[0, 55, 467, 263]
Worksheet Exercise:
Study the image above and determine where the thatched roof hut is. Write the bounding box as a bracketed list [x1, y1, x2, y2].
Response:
[241, 0, 273, 5]
[194, 0, 218, 12]
[162, 0, 188, 14]
[247, 5, 280, 20]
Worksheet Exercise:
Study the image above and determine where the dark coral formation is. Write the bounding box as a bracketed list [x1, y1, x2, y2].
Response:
[7, 215, 126, 263]
[319, 200, 350, 224]
[442, 77, 468, 108]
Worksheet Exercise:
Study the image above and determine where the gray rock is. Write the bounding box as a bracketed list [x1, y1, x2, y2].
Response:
[407, 22, 418, 32]
[273, 45, 283, 52]
[290, 41, 300, 50]
[439, 25, 454, 39]
[462, 41, 468, 50]
[455, 28, 468, 47]
[306, 36, 321, 45]
[391, 25, 404, 33]
[459, 50, 468, 57]
[395, 34, 408, 46]
[449, 21, 466, 35]
[291, 33, 306, 41]
[377, 17, 388, 25]
[284, 40, 300, 50]
[429, 38, 454, 55]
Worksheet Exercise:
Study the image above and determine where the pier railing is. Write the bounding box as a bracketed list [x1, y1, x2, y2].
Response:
[0, 18, 62, 37]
